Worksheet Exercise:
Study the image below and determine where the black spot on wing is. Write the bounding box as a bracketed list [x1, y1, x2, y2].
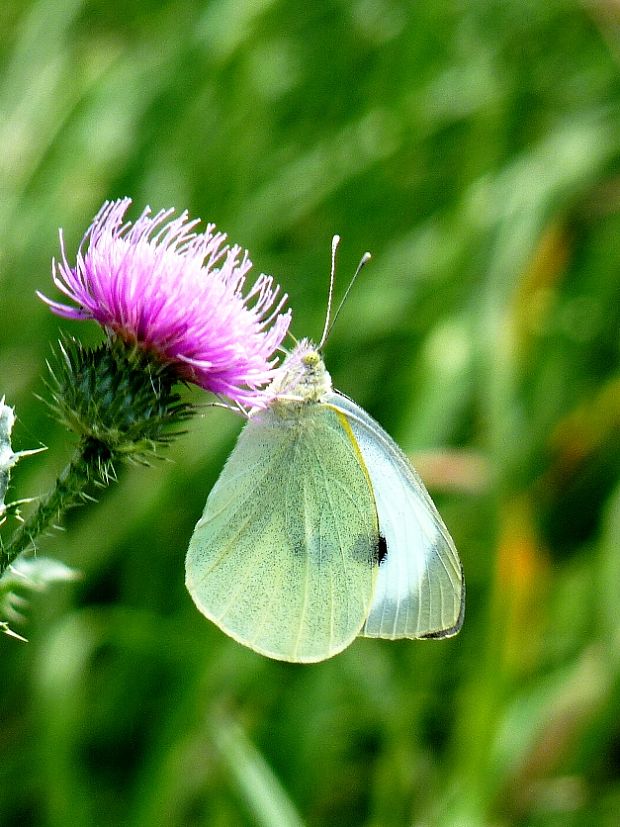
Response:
[377, 534, 388, 566]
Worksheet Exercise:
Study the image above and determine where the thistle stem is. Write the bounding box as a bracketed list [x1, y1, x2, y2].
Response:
[0, 436, 113, 577]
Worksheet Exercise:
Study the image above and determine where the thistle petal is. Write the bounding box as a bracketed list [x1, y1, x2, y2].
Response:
[39, 199, 291, 407]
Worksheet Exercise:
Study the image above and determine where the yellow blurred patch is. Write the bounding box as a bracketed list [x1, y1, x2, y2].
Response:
[493, 494, 551, 675]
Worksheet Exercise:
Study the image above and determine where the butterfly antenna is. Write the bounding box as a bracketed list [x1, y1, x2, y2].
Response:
[318, 234, 340, 350]
[325, 249, 371, 343]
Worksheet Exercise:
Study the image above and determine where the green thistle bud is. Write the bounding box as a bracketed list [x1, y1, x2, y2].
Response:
[1, 338, 196, 581]
[45, 336, 194, 463]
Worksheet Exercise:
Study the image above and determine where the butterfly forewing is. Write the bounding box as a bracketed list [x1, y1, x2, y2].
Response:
[186, 402, 380, 663]
[327, 392, 464, 640]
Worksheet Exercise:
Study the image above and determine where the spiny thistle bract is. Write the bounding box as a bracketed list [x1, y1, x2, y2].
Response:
[44, 336, 194, 465]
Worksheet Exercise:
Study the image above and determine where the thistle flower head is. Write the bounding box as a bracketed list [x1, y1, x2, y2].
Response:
[39, 198, 291, 406]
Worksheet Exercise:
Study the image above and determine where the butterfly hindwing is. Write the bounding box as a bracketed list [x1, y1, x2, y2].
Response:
[186, 401, 380, 663]
[327, 392, 464, 640]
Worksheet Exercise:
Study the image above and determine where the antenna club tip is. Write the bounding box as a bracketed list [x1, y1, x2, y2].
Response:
[332, 234, 341, 248]
[362, 251, 372, 263]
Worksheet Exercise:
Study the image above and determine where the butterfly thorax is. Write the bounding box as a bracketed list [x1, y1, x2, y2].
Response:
[264, 339, 332, 414]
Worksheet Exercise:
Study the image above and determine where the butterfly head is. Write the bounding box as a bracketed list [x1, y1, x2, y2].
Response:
[266, 339, 332, 408]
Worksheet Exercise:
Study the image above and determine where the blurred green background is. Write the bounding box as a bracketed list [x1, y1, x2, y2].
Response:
[1, 1, 620, 825]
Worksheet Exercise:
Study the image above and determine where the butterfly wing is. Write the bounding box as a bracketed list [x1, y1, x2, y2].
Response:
[186, 403, 380, 663]
[326, 392, 464, 639]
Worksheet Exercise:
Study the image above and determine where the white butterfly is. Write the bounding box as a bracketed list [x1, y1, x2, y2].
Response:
[186, 240, 464, 662]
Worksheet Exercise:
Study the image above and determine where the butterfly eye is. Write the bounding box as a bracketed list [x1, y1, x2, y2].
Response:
[302, 352, 320, 367]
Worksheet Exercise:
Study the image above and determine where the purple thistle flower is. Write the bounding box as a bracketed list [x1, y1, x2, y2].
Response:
[39, 198, 291, 406]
